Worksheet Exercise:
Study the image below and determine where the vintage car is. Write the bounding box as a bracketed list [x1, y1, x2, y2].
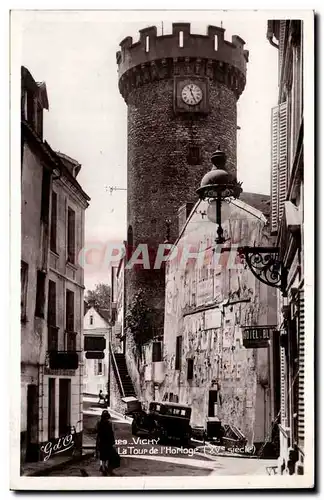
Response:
[131, 401, 192, 445]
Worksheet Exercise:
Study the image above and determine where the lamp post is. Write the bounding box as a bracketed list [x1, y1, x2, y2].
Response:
[196, 148, 243, 244]
[196, 149, 287, 294]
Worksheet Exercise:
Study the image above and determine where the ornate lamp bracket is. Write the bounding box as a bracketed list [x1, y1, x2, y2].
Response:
[238, 246, 287, 295]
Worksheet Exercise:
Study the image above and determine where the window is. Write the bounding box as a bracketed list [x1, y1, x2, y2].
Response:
[127, 225, 133, 261]
[152, 342, 162, 362]
[187, 145, 201, 165]
[95, 360, 104, 376]
[179, 31, 184, 47]
[66, 290, 74, 332]
[270, 102, 288, 233]
[35, 270, 46, 318]
[67, 207, 76, 264]
[187, 359, 194, 380]
[47, 280, 56, 326]
[47, 280, 58, 351]
[208, 390, 219, 417]
[21, 261, 28, 321]
[175, 336, 182, 370]
[41, 168, 51, 224]
[48, 378, 56, 440]
[50, 192, 57, 253]
[89, 315, 94, 326]
[66, 331, 77, 351]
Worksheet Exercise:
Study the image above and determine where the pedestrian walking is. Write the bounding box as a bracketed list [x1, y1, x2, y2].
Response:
[95, 410, 120, 475]
[98, 390, 105, 404]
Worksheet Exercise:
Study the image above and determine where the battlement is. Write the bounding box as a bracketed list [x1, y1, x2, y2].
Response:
[116, 23, 249, 79]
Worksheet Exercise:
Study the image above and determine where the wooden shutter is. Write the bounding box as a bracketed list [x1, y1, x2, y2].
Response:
[270, 101, 288, 234]
[67, 207, 76, 264]
[47, 280, 56, 326]
[50, 192, 57, 252]
[279, 21, 287, 81]
[66, 290, 74, 332]
[298, 288, 305, 445]
[35, 270, 46, 318]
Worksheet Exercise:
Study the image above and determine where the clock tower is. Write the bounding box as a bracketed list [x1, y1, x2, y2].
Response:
[116, 23, 248, 398]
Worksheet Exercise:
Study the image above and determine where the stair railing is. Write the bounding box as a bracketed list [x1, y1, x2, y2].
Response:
[109, 344, 125, 398]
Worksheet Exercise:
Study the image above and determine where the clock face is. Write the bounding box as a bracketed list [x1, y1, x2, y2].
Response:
[181, 83, 203, 106]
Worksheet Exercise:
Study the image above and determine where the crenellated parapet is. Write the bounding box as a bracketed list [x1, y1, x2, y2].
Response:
[116, 23, 249, 101]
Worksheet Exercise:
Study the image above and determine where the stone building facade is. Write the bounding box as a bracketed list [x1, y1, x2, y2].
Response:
[116, 23, 249, 402]
[21, 67, 90, 466]
[143, 195, 279, 449]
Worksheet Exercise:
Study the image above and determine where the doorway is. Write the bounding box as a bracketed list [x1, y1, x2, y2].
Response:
[59, 379, 71, 436]
[48, 378, 56, 440]
[26, 384, 38, 462]
[208, 390, 219, 417]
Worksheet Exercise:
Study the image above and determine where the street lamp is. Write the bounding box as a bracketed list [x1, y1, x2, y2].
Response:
[196, 149, 287, 293]
[196, 148, 243, 244]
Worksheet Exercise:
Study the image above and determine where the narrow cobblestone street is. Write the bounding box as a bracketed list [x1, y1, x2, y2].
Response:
[46, 401, 276, 477]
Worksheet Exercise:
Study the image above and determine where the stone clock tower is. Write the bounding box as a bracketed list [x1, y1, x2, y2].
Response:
[116, 23, 248, 392]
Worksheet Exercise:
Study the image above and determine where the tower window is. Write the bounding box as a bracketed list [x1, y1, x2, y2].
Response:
[90, 315, 94, 325]
[179, 31, 184, 48]
[50, 191, 57, 253]
[145, 36, 150, 53]
[214, 35, 218, 51]
[187, 146, 201, 165]
[127, 225, 133, 261]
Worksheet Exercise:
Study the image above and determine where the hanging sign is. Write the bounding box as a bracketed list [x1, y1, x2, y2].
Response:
[242, 326, 277, 348]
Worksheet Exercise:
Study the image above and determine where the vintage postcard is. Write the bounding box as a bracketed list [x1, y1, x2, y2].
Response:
[10, 9, 314, 490]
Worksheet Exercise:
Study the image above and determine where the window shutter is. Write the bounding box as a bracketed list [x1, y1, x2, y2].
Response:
[298, 288, 305, 446]
[278, 102, 288, 223]
[279, 21, 286, 80]
[280, 345, 287, 426]
[270, 102, 288, 234]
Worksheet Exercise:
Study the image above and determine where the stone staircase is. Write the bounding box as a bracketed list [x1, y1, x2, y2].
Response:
[111, 350, 136, 398]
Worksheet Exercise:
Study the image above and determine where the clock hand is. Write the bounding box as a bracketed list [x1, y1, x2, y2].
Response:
[190, 88, 196, 101]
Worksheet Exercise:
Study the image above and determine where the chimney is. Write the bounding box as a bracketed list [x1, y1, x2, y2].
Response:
[178, 202, 195, 235]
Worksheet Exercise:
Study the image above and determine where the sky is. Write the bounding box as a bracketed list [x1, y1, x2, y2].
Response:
[15, 10, 279, 290]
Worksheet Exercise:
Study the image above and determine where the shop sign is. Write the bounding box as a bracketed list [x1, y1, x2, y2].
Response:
[242, 326, 277, 348]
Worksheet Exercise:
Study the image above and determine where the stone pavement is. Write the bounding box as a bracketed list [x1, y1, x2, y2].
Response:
[47, 455, 212, 477]
[22, 397, 277, 477]
[45, 452, 276, 477]
[22, 451, 93, 477]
